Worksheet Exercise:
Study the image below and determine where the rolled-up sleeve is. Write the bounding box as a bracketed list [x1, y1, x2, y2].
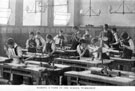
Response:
[129, 39, 135, 51]
[26, 40, 29, 48]
[51, 42, 56, 52]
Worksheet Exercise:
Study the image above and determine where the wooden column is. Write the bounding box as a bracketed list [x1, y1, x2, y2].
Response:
[47, 0, 54, 27]
[74, 0, 80, 26]
[15, 0, 23, 26]
[68, 0, 80, 26]
[41, 0, 48, 26]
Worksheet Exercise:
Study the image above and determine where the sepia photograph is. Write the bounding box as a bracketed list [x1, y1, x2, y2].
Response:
[0, 0, 135, 90]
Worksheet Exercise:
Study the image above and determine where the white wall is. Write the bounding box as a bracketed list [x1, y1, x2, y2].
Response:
[80, 0, 135, 26]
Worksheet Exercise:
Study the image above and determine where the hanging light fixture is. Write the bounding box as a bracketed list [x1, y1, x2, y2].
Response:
[80, 0, 101, 17]
[109, 0, 135, 14]
[25, 0, 69, 13]
[25, 0, 47, 13]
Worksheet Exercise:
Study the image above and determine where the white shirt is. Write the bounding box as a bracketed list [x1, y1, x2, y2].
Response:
[88, 45, 99, 58]
[54, 34, 66, 45]
[35, 35, 45, 47]
[54, 35, 60, 44]
[128, 39, 135, 51]
[7, 43, 22, 64]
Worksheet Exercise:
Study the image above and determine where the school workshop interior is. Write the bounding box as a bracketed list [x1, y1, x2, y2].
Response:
[0, 0, 135, 86]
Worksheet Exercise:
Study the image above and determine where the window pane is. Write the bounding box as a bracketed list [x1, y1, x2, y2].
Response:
[23, 0, 41, 26]
[54, 0, 67, 5]
[0, 9, 11, 18]
[54, 6, 67, 13]
[0, 0, 9, 8]
[54, 20, 67, 25]
[0, 0, 10, 24]
[0, 18, 8, 24]
[54, 0, 70, 26]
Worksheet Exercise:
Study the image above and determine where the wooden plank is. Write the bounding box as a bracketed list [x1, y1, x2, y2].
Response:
[111, 57, 135, 62]
[55, 58, 113, 65]
[89, 67, 135, 78]
[65, 71, 135, 86]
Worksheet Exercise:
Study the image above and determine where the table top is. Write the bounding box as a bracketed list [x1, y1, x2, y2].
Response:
[0, 61, 71, 72]
[23, 52, 49, 58]
[110, 57, 135, 62]
[89, 67, 135, 79]
[25, 61, 71, 69]
[55, 57, 114, 65]
[65, 70, 135, 86]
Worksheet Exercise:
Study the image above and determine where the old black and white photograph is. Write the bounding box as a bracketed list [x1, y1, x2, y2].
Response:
[0, 0, 135, 90]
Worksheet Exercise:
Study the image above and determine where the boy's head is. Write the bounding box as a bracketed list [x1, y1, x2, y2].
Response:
[29, 32, 35, 39]
[59, 30, 63, 35]
[73, 26, 80, 33]
[46, 34, 53, 42]
[121, 32, 129, 40]
[7, 38, 15, 48]
[103, 24, 109, 31]
[36, 31, 41, 38]
[85, 29, 89, 34]
[111, 27, 117, 34]
[79, 39, 87, 47]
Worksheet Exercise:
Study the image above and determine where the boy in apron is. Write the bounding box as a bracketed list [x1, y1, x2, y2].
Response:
[4, 38, 23, 84]
[54, 30, 65, 48]
[120, 32, 134, 59]
[26, 32, 38, 53]
[77, 39, 91, 58]
[43, 34, 56, 64]
[35, 31, 45, 53]
[110, 28, 120, 50]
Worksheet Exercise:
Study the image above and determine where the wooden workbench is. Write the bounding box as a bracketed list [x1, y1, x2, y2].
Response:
[64, 69, 135, 86]
[0, 62, 71, 85]
[22, 49, 78, 60]
[54, 57, 113, 70]
[110, 57, 135, 71]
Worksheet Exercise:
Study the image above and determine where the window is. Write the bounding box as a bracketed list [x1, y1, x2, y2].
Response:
[0, 0, 11, 25]
[23, 0, 41, 26]
[54, 0, 70, 26]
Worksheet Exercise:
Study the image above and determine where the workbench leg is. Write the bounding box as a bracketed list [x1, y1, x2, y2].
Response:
[10, 73, 13, 83]
[59, 76, 62, 85]
[0, 68, 3, 77]
[67, 77, 71, 85]
[36, 78, 41, 85]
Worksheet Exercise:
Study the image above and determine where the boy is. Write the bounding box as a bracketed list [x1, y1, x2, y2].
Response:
[43, 34, 56, 56]
[4, 38, 23, 64]
[120, 32, 134, 59]
[77, 39, 90, 58]
[26, 32, 38, 53]
[99, 24, 114, 48]
[35, 31, 45, 53]
[4, 38, 23, 84]
[110, 28, 120, 50]
[43, 34, 56, 64]
[70, 26, 81, 50]
[54, 30, 65, 48]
